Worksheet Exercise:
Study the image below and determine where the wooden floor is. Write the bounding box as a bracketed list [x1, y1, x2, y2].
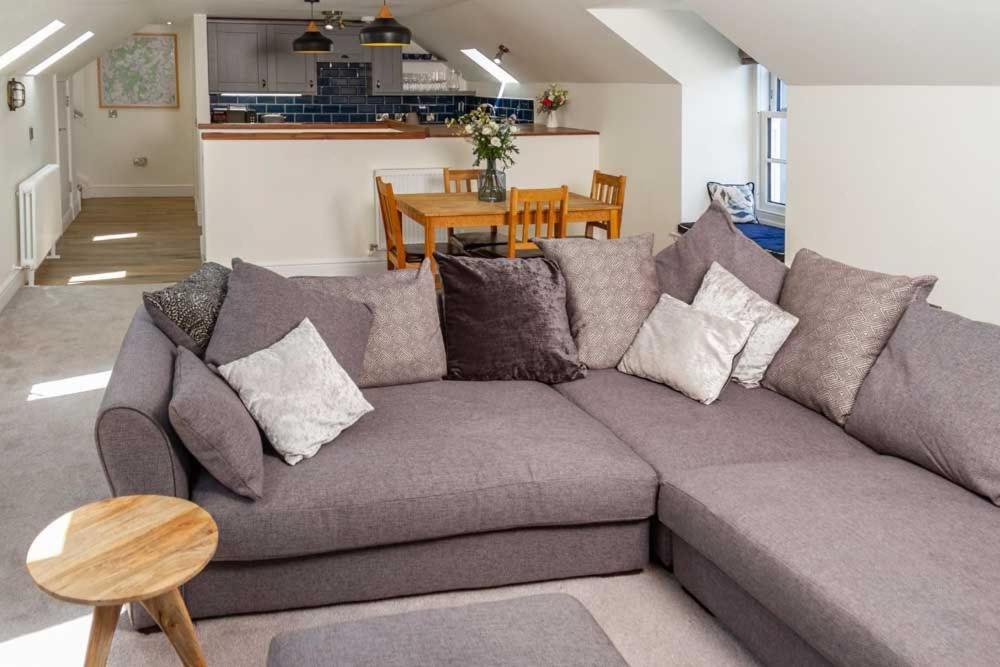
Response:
[34, 197, 202, 286]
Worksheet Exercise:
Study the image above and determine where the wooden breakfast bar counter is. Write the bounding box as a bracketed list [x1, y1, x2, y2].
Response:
[197, 121, 599, 141]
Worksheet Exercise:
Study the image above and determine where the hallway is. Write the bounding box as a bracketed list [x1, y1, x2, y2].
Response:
[33, 197, 201, 286]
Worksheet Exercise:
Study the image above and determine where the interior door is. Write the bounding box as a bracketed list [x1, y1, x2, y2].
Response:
[57, 79, 72, 221]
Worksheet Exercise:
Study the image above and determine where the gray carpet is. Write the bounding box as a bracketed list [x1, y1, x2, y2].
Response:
[0, 285, 758, 667]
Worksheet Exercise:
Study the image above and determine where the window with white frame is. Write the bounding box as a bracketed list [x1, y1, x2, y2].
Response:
[756, 67, 787, 220]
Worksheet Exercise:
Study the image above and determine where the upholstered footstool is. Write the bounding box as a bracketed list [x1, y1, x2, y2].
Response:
[267, 594, 628, 666]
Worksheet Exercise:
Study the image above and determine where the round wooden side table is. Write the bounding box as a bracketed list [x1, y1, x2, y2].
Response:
[26, 495, 218, 667]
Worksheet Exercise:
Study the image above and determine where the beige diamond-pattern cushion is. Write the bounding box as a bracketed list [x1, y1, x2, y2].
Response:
[294, 260, 446, 388]
[536, 234, 659, 369]
[763, 249, 937, 425]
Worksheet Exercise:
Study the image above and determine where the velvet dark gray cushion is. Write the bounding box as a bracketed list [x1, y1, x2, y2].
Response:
[193, 380, 657, 561]
[143, 262, 230, 354]
[658, 456, 1000, 667]
[435, 253, 585, 383]
[168, 347, 263, 499]
[654, 202, 787, 304]
[204, 260, 373, 381]
[267, 594, 627, 667]
[847, 302, 1000, 504]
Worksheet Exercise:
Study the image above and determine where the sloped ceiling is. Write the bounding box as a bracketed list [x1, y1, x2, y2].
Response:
[683, 0, 1000, 85]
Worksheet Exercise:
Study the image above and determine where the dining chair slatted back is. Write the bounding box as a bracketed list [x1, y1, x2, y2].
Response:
[585, 170, 627, 238]
[506, 186, 570, 259]
[376, 177, 417, 270]
[442, 168, 482, 193]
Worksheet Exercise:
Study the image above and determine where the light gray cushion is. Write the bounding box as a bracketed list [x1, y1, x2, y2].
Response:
[267, 594, 628, 667]
[536, 234, 658, 370]
[764, 249, 937, 425]
[218, 319, 373, 466]
[205, 260, 373, 382]
[294, 259, 446, 388]
[654, 202, 787, 304]
[618, 293, 754, 405]
[169, 346, 263, 498]
[692, 262, 799, 387]
[555, 369, 872, 483]
[193, 380, 657, 561]
[143, 262, 230, 354]
[847, 302, 1000, 504]
[658, 456, 1000, 667]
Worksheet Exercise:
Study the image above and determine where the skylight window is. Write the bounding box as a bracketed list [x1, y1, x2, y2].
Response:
[26, 31, 94, 76]
[461, 49, 518, 84]
[0, 20, 65, 72]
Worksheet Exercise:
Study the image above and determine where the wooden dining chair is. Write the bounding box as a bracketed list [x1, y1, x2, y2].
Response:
[443, 167, 506, 253]
[376, 176, 447, 270]
[472, 186, 569, 259]
[583, 170, 627, 239]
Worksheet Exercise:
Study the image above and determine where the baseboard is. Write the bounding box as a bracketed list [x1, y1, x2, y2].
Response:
[258, 256, 385, 277]
[82, 184, 195, 198]
[0, 269, 24, 314]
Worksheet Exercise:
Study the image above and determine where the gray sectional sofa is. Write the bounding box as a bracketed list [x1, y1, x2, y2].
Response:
[96, 304, 1000, 666]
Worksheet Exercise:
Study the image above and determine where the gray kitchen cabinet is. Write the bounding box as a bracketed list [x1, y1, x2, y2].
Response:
[369, 47, 402, 94]
[207, 22, 269, 93]
[266, 24, 318, 94]
[315, 27, 371, 64]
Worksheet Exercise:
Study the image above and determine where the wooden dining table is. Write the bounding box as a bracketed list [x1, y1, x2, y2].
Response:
[394, 191, 622, 271]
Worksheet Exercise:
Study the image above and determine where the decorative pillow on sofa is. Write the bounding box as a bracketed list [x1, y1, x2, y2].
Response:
[535, 234, 658, 370]
[692, 262, 799, 388]
[169, 347, 263, 499]
[204, 260, 373, 382]
[434, 253, 585, 383]
[764, 249, 937, 425]
[618, 293, 754, 405]
[293, 259, 445, 388]
[654, 202, 787, 304]
[143, 262, 230, 354]
[219, 318, 373, 466]
[846, 302, 1000, 505]
[707, 181, 757, 224]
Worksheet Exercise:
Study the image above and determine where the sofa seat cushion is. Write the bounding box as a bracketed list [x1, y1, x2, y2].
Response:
[658, 456, 1000, 667]
[193, 380, 657, 561]
[554, 370, 871, 481]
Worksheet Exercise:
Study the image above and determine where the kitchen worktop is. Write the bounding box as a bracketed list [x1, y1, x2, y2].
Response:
[197, 121, 599, 140]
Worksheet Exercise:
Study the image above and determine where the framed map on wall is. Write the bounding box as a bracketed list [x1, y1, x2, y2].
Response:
[98, 33, 179, 108]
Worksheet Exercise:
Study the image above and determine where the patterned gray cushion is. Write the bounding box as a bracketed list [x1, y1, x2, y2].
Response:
[143, 262, 230, 354]
[294, 260, 446, 388]
[169, 347, 263, 499]
[219, 318, 373, 466]
[536, 234, 658, 370]
[764, 249, 937, 425]
[707, 181, 757, 224]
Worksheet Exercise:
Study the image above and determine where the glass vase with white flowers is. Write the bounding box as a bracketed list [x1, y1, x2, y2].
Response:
[446, 104, 520, 202]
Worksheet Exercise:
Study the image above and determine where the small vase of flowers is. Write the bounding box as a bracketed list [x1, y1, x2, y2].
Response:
[538, 84, 568, 128]
[447, 104, 520, 202]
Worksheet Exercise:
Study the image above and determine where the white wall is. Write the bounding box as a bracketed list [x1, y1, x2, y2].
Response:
[0, 75, 58, 310]
[70, 21, 196, 198]
[787, 86, 1000, 324]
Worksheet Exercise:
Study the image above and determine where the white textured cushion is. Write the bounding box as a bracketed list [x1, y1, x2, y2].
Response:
[692, 262, 799, 388]
[618, 293, 754, 405]
[219, 318, 373, 465]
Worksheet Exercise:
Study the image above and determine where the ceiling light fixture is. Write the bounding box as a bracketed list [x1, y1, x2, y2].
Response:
[360, 1, 411, 47]
[293, 0, 333, 54]
[493, 44, 509, 64]
[26, 31, 94, 76]
[461, 48, 518, 84]
[0, 20, 65, 72]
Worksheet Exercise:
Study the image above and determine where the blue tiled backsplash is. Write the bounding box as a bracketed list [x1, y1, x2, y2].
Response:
[210, 61, 534, 124]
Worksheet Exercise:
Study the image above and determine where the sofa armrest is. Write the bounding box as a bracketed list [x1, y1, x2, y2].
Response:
[95, 307, 193, 499]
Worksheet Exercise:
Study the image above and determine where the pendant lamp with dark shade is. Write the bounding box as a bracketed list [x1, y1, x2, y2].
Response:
[360, 2, 412, 47]
[293, 0, 333, 54]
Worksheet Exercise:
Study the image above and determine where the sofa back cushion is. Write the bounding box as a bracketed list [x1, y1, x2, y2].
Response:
[764, 249, 937, 425]
[654, 202, 787, 304]
[293, 259, 446, 388]
[846, 302, 1000, 504]
[204, 260, 373, 381]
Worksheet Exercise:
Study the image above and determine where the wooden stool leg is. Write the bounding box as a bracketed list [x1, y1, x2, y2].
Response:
[140, 589, 206, 667]
[85, 604, 121, 667]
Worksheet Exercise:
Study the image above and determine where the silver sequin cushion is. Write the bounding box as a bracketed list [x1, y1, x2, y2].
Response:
[618, 293, 754, 405]
[219, 318, 373, 466]
[693, 262, 799, 388]
[143, 262, 231, 354]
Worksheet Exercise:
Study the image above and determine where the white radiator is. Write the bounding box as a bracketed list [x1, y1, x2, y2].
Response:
[373, 168, 449, 250]
[18, 164, 62, 285]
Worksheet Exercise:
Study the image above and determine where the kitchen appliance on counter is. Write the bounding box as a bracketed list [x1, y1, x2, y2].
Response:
[211, 105, 258, 123]
[259, 113, 286, 123]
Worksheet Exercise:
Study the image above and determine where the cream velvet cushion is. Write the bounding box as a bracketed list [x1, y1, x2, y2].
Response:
[219, 318, 373, 465]
[618, 293, 754, 405]
[692, 262, 799, 388]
